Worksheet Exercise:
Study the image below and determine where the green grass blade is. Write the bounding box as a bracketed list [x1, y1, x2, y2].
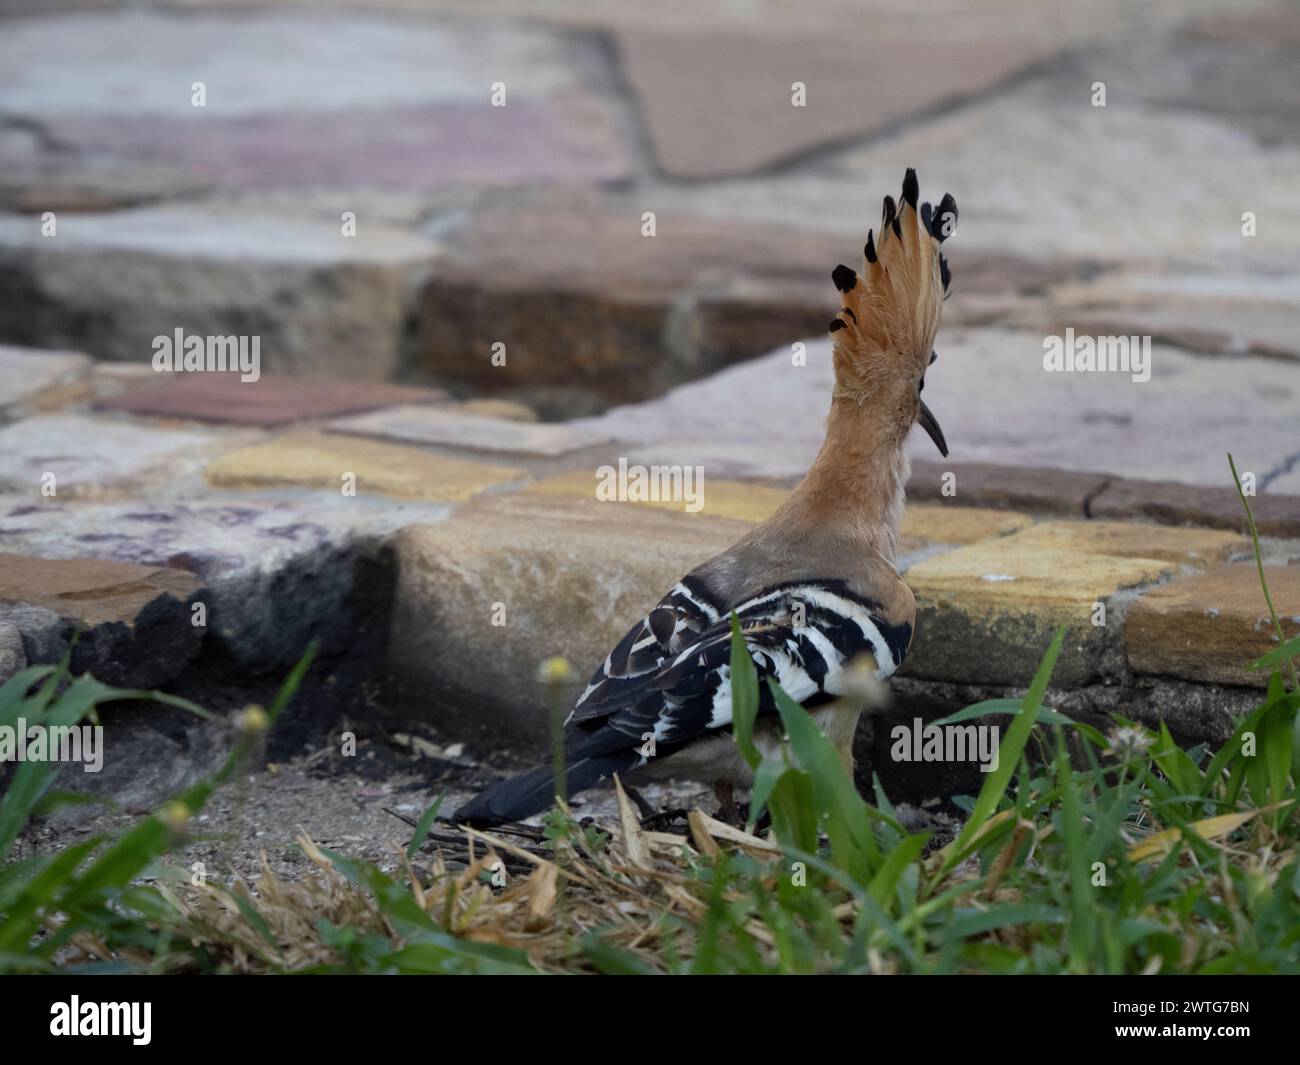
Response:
[729, 613, 760, 769]
[937, 626, 1066, 878]
[406, 792, 446, 859]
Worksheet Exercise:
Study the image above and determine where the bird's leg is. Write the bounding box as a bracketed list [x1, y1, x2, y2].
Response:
[640, 807, 690, 829]
[713, 780, 746, 827]
[621, 782, 658, 821]
[624, 783, 689, 829]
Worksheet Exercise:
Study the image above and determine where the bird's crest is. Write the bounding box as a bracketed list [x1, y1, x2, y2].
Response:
[827, 168, 956, 397]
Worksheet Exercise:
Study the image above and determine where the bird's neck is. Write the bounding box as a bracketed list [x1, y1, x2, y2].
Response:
[779, 395, 910, 562]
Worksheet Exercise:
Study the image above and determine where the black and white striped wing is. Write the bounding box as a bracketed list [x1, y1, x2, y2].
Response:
[565, 580, 912, 763]
[568, 575, 721, 725]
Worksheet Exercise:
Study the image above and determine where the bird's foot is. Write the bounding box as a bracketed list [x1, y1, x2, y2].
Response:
[621, 783, 658, 821]
[639, 807, 690, 830]
[712, 800, 749, 827]
[710, 780, 748, 827]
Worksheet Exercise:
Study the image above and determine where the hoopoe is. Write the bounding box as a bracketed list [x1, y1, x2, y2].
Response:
[455, 168, 956, 826]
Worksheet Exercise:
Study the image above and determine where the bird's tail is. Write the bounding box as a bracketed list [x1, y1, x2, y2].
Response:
[452, 748, 643, 826]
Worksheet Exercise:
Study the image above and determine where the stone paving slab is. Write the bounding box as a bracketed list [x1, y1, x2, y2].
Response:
[0, 10, 630, 192]
[570, 329, 1300, 490]
[390, 493, 753, 747]
[0, 552, 202, 687]
[1026, 269, 1300, 362]
[98, 375, 447, 427]
[205, 431, 525, 501]
[43, 100, 631, 192]
[522, 470, 792, 524]
[0, 346, 91, 423]
[1090, 479, 1300, 538]
[0, 208, 437, 379]
[659, 92, 1300, 265]
[908, 463, 1113, 518]
[998, 521, 1245, 567]
[0, 490, 460, 679]
[521, 470, 1034, 544]
[330, 405, 610, 458]
[416, 204, 837, 411]
[0, 494, 451, 578]
[1126, 563, 1300, 688]
[903, 524, 1182, 686]
[0, 552, 197, 629]
[616, 24, 1057, 178]
[1267, 467, 1300, 497]
[1055, 12, 1300, 149]
[0, 413, 219, 499]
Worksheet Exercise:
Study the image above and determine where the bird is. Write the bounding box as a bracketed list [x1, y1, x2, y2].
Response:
[455, 168, 957, 827]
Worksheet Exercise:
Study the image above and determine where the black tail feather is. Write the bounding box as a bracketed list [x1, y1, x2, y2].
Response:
[452, 748, 643, 826]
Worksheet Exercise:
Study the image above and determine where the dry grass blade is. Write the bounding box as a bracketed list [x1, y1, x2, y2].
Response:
[688, 810, 781, 854]
[1127, 802, 1292, 862]
[688, 811, 722, 857]
[614, 775, 651, 869]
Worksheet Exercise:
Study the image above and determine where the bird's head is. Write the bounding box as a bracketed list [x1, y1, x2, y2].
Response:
[826, 168, 956, 458]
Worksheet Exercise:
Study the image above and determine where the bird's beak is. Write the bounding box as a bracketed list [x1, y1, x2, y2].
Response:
[917, 400, 948, 457]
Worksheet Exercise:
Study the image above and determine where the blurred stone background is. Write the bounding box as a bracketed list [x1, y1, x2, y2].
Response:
[1, 0, 1297, 477]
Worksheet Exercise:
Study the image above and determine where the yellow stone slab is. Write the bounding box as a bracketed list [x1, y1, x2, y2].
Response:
[206, 431, 524, 501]
[900, 505, 1033, 546]
[1001, 520, 1244, 566]
[907, 529, 1176, 620]
[527, 475, 1042, 538]
[524, 470, 791, 524]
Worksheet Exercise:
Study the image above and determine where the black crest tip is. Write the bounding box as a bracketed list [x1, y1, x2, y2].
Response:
[901, 168, 919, 208]
[932, 193, 958, 242]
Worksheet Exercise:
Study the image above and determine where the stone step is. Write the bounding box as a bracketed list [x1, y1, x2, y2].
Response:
[1126, 563, 1300, 688]
[0, 552, 201, 688]
[0, 208, 437, 381]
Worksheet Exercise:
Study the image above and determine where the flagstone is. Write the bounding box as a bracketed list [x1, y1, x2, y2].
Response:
[0, 414, 217, 498]
[1001, 521, 1245, 567]
[0, 10, 630, 193]
[205, 431, 524, 501]
[616, 25, 1058, 177]
[415, 203, 841, 411]
[1090, 479, 1300, 538]
[522, 470, 790, 523]
[99, 375, 447, 427]
[573, 329, 1300, 491]
[0, 492, 458, 678]
[0, 208, 437, 381]
[902, 525, 1180, 686]
[1024, 269, 1300, 362]
[329, 405, 610, 459]
[0, 552, 201, 686]
[521, 472, 1035, 543]
[389, 493, 751, 748]
[0, 346, 92, 423]
[1126, 563, 1300, 688]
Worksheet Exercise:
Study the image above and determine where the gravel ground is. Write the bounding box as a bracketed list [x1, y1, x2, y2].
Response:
[11, 706, 715, 885]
